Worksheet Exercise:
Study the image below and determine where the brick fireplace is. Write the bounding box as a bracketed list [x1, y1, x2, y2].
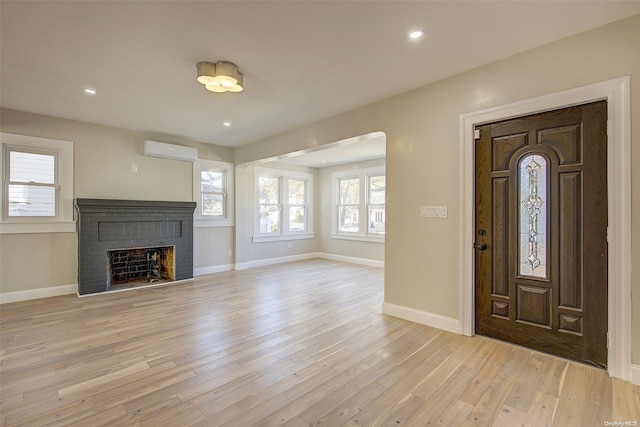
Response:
[74, 199, 196, 295]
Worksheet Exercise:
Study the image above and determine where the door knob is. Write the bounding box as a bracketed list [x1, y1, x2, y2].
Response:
[476, 243, 488, 250]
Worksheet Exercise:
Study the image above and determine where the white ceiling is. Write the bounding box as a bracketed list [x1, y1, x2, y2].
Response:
[2, 1, 639, 152]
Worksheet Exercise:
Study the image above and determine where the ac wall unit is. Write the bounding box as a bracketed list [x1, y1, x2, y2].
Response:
[144, 140, 198, 162]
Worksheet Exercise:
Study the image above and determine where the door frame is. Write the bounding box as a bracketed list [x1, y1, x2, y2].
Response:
[459, 77, 631, 381]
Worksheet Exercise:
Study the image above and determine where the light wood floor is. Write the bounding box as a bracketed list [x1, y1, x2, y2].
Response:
[1, 259, 638, 426]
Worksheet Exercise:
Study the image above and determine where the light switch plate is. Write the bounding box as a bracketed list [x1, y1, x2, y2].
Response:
[421, 206, 448, 218]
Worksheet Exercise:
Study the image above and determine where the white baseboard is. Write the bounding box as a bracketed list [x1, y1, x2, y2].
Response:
[0, 284, 77, 304]
[382, 302, 460, 334]
[237, 253, 320, 270]
[631, 364, 640, 386]
[234, 252, 384, 271]
[194, 264, 234, 276]
[318, 253, 384, 268]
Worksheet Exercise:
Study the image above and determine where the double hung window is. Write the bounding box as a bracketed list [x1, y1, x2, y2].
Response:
[254, 167, 313, 241]
[1, 133, 74, 233]
[332, 166, 385, 242]
[193, 159, 234, 227]
[5, 148, 57, 217]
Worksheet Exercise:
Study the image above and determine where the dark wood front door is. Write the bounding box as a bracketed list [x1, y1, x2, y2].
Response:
[474, 101, 608, 368]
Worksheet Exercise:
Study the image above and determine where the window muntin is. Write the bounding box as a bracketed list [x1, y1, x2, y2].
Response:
[193, 159, 234, 227]
[338, 178, 360, 232]
[254, 167, 313, 240]
[1, 133, 73, 234]
[259, 176, 281, 234]
[368, 175, 386, 234]
[332, 166, 385, 241]
[5, 148, 58, 217]
[288, 179, 307, 232]
[200, 169, 226, 217]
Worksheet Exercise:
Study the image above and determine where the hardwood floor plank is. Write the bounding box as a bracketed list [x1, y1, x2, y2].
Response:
[503, 352, 559, 412]
[433, 399, 474, 426]
[554, 363, 596, 426]
[0, 259, 634, 427]
[405, 364, 477, 425]
[458, 341, 514, 406]
[611, 378, 640, 421]
[310, 382, 387, 427]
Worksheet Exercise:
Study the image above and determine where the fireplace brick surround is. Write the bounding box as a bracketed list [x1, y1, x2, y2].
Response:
[74, 198, 196, 295]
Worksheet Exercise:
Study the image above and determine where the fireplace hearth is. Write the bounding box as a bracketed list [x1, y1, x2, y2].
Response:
[74, 199, 196, 295]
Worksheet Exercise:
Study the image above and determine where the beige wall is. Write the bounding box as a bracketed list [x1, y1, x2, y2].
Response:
[233, 15, 640, 364]
[0, 109, 235, 294]
[0, 233, 77, 293]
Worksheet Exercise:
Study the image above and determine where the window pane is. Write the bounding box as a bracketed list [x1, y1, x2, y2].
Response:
[9, 151, 55, 184]
[369, 175, 385, 204]
[339, 206, 359, 232]
[288, 179, 306, 205]
[339, 178, 359, 204]
[369, 206, 385, 233]
[202, 193, 224, 216]
[8, 184, 55, 216]
[259, 176, 279, 204]
[289, 206, 306, 232]
[259, 205, 280, 233]
[201, 170, 223, 193]
[519, 154, 547, 278]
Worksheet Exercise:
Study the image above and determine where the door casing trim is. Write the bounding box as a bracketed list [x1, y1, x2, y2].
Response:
[459, 77, 631, 381]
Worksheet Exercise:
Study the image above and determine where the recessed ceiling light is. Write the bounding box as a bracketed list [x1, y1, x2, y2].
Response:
[223, 121, 231, 127]
[84, 88, 97, 95]
[409, 29, 424, 40]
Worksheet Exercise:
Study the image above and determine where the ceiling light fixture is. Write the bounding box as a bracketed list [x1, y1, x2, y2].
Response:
[84, 88, 97, 95]
[409, 29, 424, 40]
[196, 61, 244, 93]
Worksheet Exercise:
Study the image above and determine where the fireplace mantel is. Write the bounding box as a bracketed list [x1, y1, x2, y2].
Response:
[74, 198, 197, 210]
[74, 198, 196, 295]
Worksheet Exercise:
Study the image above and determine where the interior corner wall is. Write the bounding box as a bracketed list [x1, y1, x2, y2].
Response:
[230, 15, 640, 365]
[0, 109, 234, 296]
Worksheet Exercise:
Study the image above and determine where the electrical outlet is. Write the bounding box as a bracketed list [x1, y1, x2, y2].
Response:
[227, 249, 232, 257]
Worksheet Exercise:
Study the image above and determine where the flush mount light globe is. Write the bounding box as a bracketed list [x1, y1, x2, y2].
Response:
[205, 82, 226, 93]
[226, 71, 243, 93]
[196, 62, 216, 85]
[196, 61, 244, 93]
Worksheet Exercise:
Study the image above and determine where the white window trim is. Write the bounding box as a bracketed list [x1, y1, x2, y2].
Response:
[331, 165, 385, 243]
[193, 159, 235, 228]
[253, 166, 314, 242]
[0, 133, 74, 234]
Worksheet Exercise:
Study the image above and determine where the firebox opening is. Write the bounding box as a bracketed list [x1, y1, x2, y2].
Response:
[107, 246, 176, 289]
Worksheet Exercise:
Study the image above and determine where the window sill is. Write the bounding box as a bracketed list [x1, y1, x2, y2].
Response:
[252, 233, 315, 243]
[0, 221, 76, 235]
[194, 218, 235, 228]
[330, 233, 385, 243]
